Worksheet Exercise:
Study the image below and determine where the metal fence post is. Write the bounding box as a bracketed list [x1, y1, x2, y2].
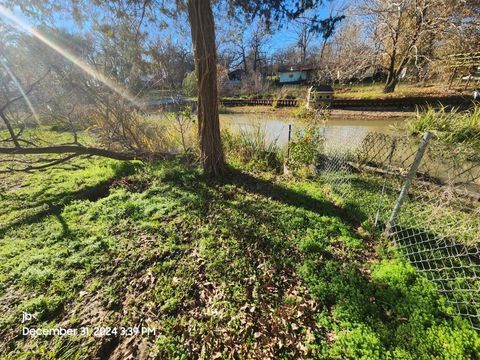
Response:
[284, 124, 293, 175]
[384, 131, 432, 236]
[286, 124, 292, 160]
[374, 137, 397, 227]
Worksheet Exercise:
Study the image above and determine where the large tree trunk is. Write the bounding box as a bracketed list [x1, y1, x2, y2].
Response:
[187, 0, 226, 177]
[383, 76, 398, 93]
[384, 64, 398, 93]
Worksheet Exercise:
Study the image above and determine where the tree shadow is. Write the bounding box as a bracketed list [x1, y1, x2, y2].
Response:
[388, 223, 480, 328]
[155, 167, 468, 356]
[0, 181, 111, 238]
[218, 168, 366, 228]
[0, 162, 137, 237]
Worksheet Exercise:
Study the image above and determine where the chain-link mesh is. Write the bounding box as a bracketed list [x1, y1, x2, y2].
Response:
[316, 127, 361, 198]
[318, 129, 480, 330]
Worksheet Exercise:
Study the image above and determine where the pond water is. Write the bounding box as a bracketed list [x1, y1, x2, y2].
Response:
[220, 113, 405, 147]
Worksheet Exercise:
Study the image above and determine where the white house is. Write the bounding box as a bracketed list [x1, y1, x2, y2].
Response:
[278, 65, 317, 84]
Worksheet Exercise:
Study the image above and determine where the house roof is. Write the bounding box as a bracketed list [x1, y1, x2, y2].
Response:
[278, 64, 318, 73]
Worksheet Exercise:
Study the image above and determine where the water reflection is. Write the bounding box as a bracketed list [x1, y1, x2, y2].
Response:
[220, 113, 404, 147]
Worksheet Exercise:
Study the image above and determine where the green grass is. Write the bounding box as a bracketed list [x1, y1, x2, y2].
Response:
[405, 106, 480, 151]
[0, 157, 479, 358]
[334, 83, 467, 100]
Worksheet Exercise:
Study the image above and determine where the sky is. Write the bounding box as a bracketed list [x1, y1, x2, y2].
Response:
[264, 0, 350, 53]
[3, 0, 352, 59]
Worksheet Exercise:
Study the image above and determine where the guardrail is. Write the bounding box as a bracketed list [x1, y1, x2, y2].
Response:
[221, 99, 298, 107]
[220, 96, 474, 109]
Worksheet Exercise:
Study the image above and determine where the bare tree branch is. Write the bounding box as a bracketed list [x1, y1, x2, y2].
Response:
[0, 145, 171, 161]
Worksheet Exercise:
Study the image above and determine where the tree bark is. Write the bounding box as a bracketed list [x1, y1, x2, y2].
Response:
[187, 0, 226, 177]
[383, 77, 398, 93]
[0, 112, 20, 148]
[384, 67, 399, 93]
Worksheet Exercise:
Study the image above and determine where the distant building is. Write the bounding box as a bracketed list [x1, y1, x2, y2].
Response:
[307, 84, 334, 108]
[226, 69, 245, 84]
[278, 65, 317, 84]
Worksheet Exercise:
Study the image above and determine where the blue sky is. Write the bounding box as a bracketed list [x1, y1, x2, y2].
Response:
[5, 0, 351, 57]
[264, 0, 349, 53]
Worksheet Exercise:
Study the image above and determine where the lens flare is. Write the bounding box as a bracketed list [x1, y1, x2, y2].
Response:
[0, 4, 140, 107]
[0, 57, 40, 122]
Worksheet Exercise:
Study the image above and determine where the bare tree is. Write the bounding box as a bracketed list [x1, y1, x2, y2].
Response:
[363, 0, 450, 93]
[319, 16, 378, 84]
[295, 22, 314, 65]
[148, 38, 194, 90]
[218, 22, 249, 73]
[0, 27, 171, 172]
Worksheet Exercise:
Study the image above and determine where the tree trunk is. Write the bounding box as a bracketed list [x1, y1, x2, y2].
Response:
[384, 66, 398, 93]
[319, 38, 328, 63]
[187, 0, 226, 177]
[383, 78, 398, 93]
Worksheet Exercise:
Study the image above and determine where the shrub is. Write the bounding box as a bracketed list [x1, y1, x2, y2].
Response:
[293, 104, 316, 119]
[222, 127, 283, 171]
[275, 85, 307, 100]
[287, 124, 324, 176]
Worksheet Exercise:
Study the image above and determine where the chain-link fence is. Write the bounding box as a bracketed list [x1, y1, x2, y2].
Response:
[317, 127, 480, 330]
[316, 127, 359, 198]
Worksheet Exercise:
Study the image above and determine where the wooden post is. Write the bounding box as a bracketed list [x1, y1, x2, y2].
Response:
[448, 68, 457, 90]
[374, 138, 397, 227]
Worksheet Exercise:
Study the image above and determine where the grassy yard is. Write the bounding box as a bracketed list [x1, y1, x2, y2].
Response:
[334, 83, 470, 100]
[0, 156, 479, 359]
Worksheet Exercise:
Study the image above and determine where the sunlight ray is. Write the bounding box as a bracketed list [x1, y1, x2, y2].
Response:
[0, 57, 40, 122]
[0, 5, 140, 107]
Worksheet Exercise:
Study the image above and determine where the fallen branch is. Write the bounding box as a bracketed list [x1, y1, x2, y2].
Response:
[0, 145, 173, 161]
[0, 154, 80, 173]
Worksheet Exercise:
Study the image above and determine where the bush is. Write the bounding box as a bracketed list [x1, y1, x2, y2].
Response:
[287, 124, 324, 176]
[222, 127, 283, 171]
[293, 104, 316, 119]
[275, 85, 307, 100]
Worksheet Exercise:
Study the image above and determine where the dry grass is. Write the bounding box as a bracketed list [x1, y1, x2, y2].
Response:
[335, 83, 470, 100]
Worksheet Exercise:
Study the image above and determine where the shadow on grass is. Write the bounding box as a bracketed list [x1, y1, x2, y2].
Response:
[0, 162, 137, 238]
[219, 168, 367, 228]
[2, 161, 477, 358]
[389, 223, 480, 329]
[153, 166, 474, 357]
[0, 181, 111, 238]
